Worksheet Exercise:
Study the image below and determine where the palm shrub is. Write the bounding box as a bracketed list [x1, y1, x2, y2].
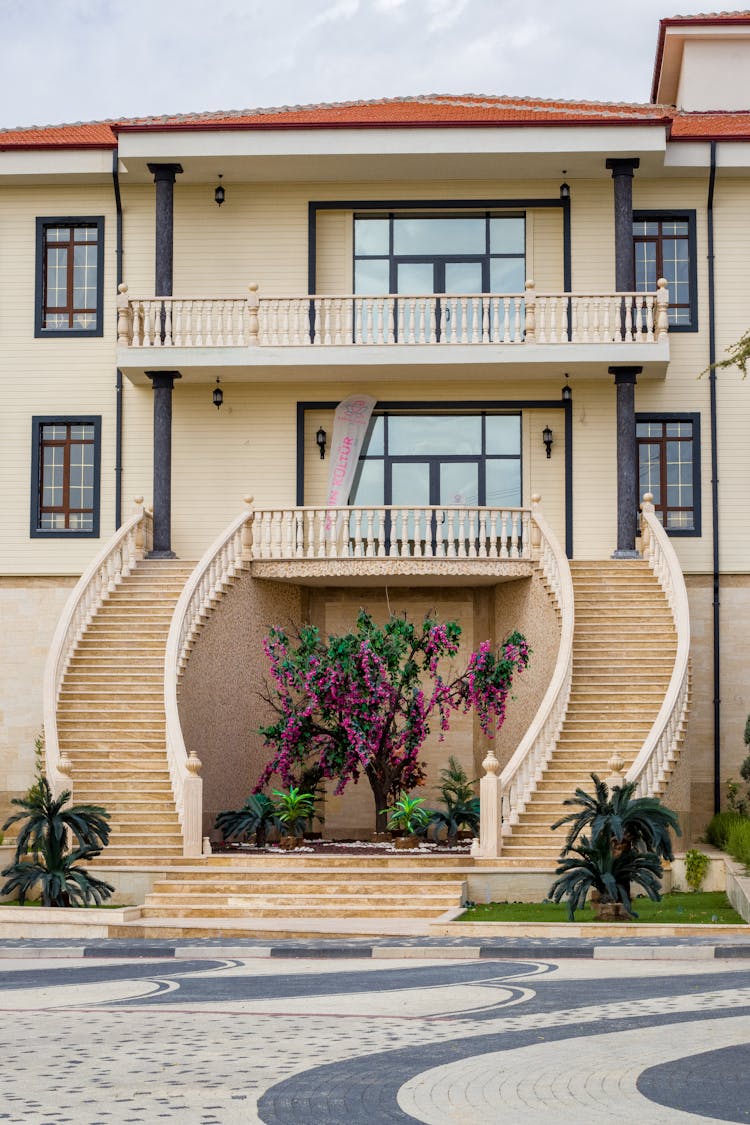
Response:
[549, 836, 664, 920]
[382, 793, 430, 836]
[1, 776, 113, 907]
[272, 787, 317, 839]
[426, 756, 480, 845]
[215, 793, 279, 847]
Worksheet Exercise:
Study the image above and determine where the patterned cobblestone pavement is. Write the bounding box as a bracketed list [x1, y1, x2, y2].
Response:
[0, 948, 748, 1123]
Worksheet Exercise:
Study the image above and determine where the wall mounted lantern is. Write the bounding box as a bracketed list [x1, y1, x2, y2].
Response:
[213, 376, 223, 409]
[542, 425, 554, 458]
[316, 426, 327, 459]
[214, 174, 225, 207]
[562, 384, 572, 402]
[559, 182, 570, 199]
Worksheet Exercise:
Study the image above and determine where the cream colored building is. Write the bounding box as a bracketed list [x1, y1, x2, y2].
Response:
[1, 11, 749, 862]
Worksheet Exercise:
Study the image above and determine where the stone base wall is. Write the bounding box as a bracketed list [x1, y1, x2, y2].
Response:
[0, 578, 76, 825]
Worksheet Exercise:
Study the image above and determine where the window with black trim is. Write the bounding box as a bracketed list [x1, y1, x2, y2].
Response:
[31, 417, 101, 537]
[633, 211, 697, 330]
[636, 414, 700, 535]
[35, 217, 104, 337]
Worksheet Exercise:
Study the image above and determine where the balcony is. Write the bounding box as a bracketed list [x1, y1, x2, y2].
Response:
[116, 279, 670, 383]
[246, 504, 535, 585]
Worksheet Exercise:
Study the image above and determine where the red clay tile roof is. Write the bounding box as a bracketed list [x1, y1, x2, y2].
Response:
[651, 11, 750, 103]
[1, 94, 749, 149]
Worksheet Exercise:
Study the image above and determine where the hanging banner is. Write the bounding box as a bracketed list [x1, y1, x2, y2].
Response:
[325, 393, 377, 510]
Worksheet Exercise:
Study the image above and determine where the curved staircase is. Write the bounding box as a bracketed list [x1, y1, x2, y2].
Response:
[57, 558, 195, 863]
[498, 559, 681, 866]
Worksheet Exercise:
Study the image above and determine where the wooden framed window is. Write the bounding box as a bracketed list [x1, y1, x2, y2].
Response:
[30, 417, 101, 538]
[636, 414, 700, 536]
[633, 211, 697, 331]
[35, 218, 104, 337]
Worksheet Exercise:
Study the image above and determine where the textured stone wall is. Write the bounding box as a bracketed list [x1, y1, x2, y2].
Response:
[178, 575, 306, 837]
[0, 578, 76, 824]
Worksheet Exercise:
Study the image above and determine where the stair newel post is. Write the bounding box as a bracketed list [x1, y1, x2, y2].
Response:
[655, 277, 669, 341]
[640, 491, 654, 556]
[133, 497, 146, 559]
[241, 496, 255, 563]
[117, 283, 132, 346]
[183, 750, 204, 858]
[530, 494, 543, 560]
[247, 283, 260, 345]
[470, 749, 503, 859]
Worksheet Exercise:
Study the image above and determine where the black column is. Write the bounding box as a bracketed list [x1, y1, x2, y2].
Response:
[609, 365, 642, 558]
[146, 371, 181, 558]
[147, 162, 183, 297]
[605, 157, 639, 292]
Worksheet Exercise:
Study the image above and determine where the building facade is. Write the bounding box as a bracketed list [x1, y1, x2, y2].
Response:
[1, 12, 749, 857]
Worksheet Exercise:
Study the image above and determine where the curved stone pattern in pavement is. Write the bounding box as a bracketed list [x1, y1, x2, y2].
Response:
[0, 953, 748, 1123]
[638, 1043, 750, 1123]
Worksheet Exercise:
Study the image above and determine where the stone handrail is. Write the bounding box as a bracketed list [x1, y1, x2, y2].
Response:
[42, 499, 153, 798]
[625, 493, 691, 797]
[471, 494, 574, 858]
[163, 500, 254, 857]
[250, 505, 530, 560]
[118, 280, 668, 348]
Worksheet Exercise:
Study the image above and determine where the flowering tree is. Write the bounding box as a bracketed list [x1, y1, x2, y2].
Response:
[257, 611, 530, 831]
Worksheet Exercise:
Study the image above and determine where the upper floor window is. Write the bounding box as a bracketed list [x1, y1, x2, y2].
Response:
[35, 218, 104, 337]
[354, 213, 526, 296]
[636, 413, 700, 536]
[30, 417, 101, 538]
[633, 211, 697, 331]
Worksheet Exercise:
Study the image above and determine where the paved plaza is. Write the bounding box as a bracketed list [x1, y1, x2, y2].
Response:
[0, 944, 748, 1123]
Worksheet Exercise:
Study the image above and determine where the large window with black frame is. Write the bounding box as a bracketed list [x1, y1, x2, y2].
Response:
[633, 211, 697, 330]
[31, 419, 101, 537]
[353, 212, 525, 342]
[636, 415, 700, 535]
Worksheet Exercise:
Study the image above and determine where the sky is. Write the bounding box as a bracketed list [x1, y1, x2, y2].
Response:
[0, 0, 704, 129]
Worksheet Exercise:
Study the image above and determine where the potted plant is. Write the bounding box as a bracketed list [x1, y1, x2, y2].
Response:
[382, 793, 430, 849]
[272, 787, 316, 849]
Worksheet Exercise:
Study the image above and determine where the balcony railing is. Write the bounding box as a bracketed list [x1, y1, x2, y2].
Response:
[249, 504, 530, 561]
[117, 279, 669, 349]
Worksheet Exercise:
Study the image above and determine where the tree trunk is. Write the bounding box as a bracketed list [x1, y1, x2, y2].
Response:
[368, 776, 391, 833]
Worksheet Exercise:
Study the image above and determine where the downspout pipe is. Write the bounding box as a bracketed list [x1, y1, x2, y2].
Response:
[707, 140, 721, 813]
[112, 147, 124, 529]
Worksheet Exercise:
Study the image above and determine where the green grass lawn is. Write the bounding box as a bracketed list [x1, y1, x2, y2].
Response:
[459, 891, 744, 924]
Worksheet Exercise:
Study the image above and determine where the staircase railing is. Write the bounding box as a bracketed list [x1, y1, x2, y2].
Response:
[626, 493, 691, 797]
[472, 494, 574, 858]
[163, 499, 254, 857]
[42, 498, 153, 799]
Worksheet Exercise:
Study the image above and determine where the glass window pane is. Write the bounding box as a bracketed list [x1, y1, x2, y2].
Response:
[349, 458, 384, 505]
[489, 216, 525, 254]
[440, 462, 479, 507]
[354, 218, 389, 256]
[354, 258, 390, 294]
[393, 217, 485, 255]
[390, 461, 431, 506]
[665, 422, 690, 438]
[396, 262, 435, 294]
[666, 510, 694, 531]
[486, 414, 521, 455]
[389, 414, 481, 455]
[77, 227, 98, 242]
[633, 221, 659, 236]
[360, 415, 384, 456]
[46, 227, 70, 242]
[639, 443, 661, 504]
[486, 459, 522, 506]
[70, 424, 94, 440]
[444, 262, 483, 294]
[490, 257, 526, 292]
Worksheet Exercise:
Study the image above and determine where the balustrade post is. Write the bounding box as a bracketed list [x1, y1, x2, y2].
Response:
[655, 277, 669, 340]
[530, 494, 543, 560]
[133, 496, 146, 558]
[640, 491, 654, 555]
[470, 749, 502, 858]
[117, 283, 132, 345]
[524, 279, 536, 343]
[247, 283, 260, 344]
[241, 495, 255, 561]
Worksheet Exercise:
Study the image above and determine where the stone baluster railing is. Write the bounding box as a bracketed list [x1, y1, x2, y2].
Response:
[42, 498, 153, 799]
[118, 285, 253, 347]
[472, 494, 574, 858]
[249, 505, 529, 560]
[625, 493, 691, 798]
[163, 498, 255, 857]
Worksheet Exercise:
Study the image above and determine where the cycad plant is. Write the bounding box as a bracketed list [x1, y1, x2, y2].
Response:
[548, 773, 680, 921]
[215, 793, 279, 847]
[1, 775, 114, 907]
[426, 756, 480, 845]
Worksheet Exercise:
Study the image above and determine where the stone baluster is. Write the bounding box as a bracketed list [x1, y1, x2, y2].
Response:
[471, 749, 502, 859]
[530, 494, 542, 560]
[524, 280, 536, 343]
[117, 284, 132, 345]
[655, 278, 669, 340]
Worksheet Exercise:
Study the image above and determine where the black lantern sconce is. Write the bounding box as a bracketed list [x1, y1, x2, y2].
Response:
[316, 426, 327, 459]
[212, 376, 223, 410]
[542, 425, 553, 459]
[214, 174, 225, 207]
[562, 384, 572, 402]
[559, 181, 570, 199]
